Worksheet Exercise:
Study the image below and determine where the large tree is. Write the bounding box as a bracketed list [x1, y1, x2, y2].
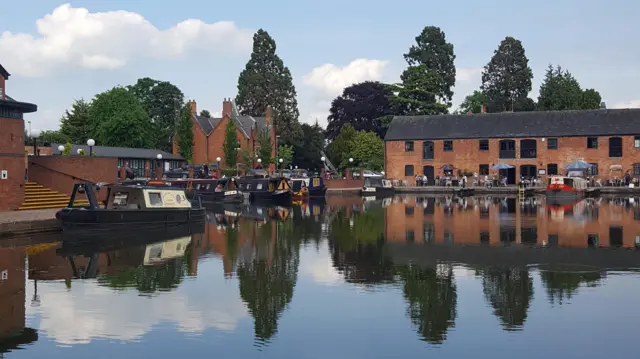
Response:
[199, 109, 211, 118]
[348, 131, 384, 171]
[326, 124, 357, 171]
[59, 99, 91, 144]
[537, 65, 602, 111]
[39, 130, 70, 145]
[235, 29, 303, 146]
[176, 103, 194, 162]
[455, 90, 486, 114]
[326, 81, 393, 140]
[389, 65, 448, 116]
[403, 26, 457, 106]
[293, 122, 325, 170]
[481, 36, 534, 113]
[88, 87, 155, 148]
[256, 128, 273, 166]
[128, 77, 184, 151]
[222, 119, 239, 168]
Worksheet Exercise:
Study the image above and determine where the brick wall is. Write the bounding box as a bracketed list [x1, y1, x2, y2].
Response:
[28, 156, 118, 202]
[0, 117, 25, 211]
[385, 136, 640, 184]
[0, 247, 26, 336]
[325, 178, 364, 189]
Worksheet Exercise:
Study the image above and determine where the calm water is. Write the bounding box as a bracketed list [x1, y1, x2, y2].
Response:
[2, 195, 640, 359]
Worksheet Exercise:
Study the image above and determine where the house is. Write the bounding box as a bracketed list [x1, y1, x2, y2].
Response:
[384, 108, 640, 184]
[174, 98, 276, 172]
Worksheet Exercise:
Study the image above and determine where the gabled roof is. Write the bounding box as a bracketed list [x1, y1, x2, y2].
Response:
[193, 115, 222, 136]
[0, 64, 9, 79]
[191, 99, 272, 138]
[52, 143, 184, 160]
[384, 109, 640, 141]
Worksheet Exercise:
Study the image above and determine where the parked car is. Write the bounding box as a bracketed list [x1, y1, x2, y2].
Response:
[352, 170, 383, 178]
[162, 164, 211, 179]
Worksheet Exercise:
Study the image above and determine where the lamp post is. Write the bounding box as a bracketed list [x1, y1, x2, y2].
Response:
[87, 139, 95, 156]
[31, 129, 40, 156]
[275, 135, 281, 175]
[348, 157, 354, 179]
[156, 154, 162, 179]
[279, 158, 283, 177]
[216, 156, 221, 178]
[57, 145, 65, 155]
[320, 156, 326, 178]
[257, 158, 262, 168]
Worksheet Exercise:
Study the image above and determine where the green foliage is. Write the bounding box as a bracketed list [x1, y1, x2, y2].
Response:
[326, 124, 357, 170]
[403, 26, 457, 106]
[222, 119, 239, 168]
[59, 99, 91, 144]
[78, 149, 85, 156]
[537, 65, 603, 111]
[348, 131, 384, 171]
[481, 36, 534, 113]
[235, 29, 303, 146]
[455, 90, 486, 114]
[128, 77, 185, 151]
[389, 65, 449, 116]
[88, 87, 155, 148]
[97, 258, 186, 293]
[240, 148, 253, 171]
[63, 142, 71, 156]
[277, 144, 294, 168]
[257, 128, 273, 165]
[176, 103, 194, 162]
[293, 123, 325, 170]
[199, 109, 211, 118]
[40, 130, 70, 144]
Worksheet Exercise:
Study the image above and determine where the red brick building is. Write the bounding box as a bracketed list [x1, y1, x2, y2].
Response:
[0, 64, 37, 211]
[175, 99, 276, 172]
[384, 109, 640, 184]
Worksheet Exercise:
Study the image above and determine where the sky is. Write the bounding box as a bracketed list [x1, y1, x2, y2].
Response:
[1, 0, 640, 134]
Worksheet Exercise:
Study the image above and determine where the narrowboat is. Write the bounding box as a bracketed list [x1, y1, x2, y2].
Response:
[239, 204, 291, 222]
[55, 182, 206, 233]
[291, 176, 327, 199]
[163, 178, 243, 203]
[545, 176, 589, 203]
[143, 236, 192, 266]
[238, 177, 292, 204]
[361, 177, 394, 197]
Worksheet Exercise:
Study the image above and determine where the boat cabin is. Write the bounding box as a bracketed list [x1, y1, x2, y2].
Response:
[291, 178, 310, 193]
[364, 177, 393, 189]
[144, 236, 192, 265]
[547, 176, 588, 191]
[239, 177, 291, 193]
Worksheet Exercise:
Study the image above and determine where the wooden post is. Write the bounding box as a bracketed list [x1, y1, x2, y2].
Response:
[154, 167, 162, 180]
[119, 166, 126, 181]
[188, 168, 194, 179]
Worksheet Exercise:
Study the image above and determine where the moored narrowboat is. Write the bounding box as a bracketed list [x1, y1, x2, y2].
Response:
[361, 177, 394, 197]
[239, 177, 292, 204]
[545, 175, 589, 203]
[56, 182, 206, 233]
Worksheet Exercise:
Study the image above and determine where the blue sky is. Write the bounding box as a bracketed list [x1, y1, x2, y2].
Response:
[2, 0, 639, 133]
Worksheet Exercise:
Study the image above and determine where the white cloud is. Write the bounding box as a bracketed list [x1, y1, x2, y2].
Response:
[0, 3, 254, 77]
[300, 242, 342, 285]
[303, 59, 388, 96]
[613, 100, 640, 109]
[455, 67, 482, 84]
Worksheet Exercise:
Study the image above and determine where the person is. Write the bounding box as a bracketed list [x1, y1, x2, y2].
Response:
[215, 184, 223, 192]
[624, 170, 631, 186]
[415, 174, 422, 186]
[203, 163, 209, 178]
[422, 174, 428, 186]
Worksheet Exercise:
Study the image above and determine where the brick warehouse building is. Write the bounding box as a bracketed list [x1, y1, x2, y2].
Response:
[174, 98, 276, 171]
[0, 64, 37, 211]
[384, 109, 640, 185]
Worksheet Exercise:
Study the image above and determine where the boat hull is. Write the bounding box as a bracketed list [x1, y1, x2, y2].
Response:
[361, 186, 395, 197]
[190, 191, 243, 203]
[248, 190, 292, 204]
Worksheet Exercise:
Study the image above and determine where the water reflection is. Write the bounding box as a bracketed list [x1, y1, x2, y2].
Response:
[0, 196, 639, 357]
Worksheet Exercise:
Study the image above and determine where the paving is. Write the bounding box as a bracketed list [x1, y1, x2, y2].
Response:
[0, 208, 60, 238]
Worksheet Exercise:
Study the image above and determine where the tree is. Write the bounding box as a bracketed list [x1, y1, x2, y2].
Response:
[240, 149, 253, 173]
[389, 65, 448, 116]
[326, 124, 357, 170]
[403, 26, 456, 106]
[39, 130, 70, 145]
[257, 128, 273, 165]
[63, 142, 72, 156]
[455, 90, 486, 114]
[582, 89, 602, 109]
[88, 87, 155, 148]
[222, 119, 239, 168]
[293, 122, 325, 170]
[59, 99, 91, 144]
[277, 144, 294, 169]
[326, 81, 393, 140]
[128, 77, 184, 151]
[481, 36, 533, 113]
[537, 65, 603, 111]
[235, 29, 302, 146]
[176, 103, 194, 162]
[348, 131, 384, 171]
[199, 110, 211, 118]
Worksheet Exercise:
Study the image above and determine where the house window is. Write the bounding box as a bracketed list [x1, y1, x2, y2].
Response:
[480, 232, 490, 244]
[520, 139, 537, 159]
[609, 226, 623, 247]
[635, 136, 640, 148]
[406, 230, 415, 242]
[424, 223, 435, 243]
[422, 141, 434, 159]
[479, 164, 489, 175]
[609, 137, 623, 157]
[499, 140, 516, 159]
[588, 163, 599, 176]
[479, 139, 489, 151]
[405, 206, 414, 216]
[547, 138, 558, 150]
[443, 140, 453, 152]
[587, 137, 598, 149]
[405, 141, 414, 152]
[404, 165, 414, 176]
[547, 163, 558, 175]
[634, 163, 640, 176]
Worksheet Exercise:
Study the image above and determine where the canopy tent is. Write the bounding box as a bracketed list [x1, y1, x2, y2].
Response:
[491, 163, 514, 170]
[440, 164, 455, 171]
[565, 160, 594, 170]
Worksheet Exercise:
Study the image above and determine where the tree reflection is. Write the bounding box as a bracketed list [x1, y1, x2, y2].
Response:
[236, 219, 300, 346]
[396, 265, 457, 344]
[97, 257, 187, 293]
[540, 270, 604, 305]
[480, 268, 533, 331]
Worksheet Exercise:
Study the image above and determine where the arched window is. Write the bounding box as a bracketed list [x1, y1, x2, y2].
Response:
[609, 137, 622, 157]
[499, 140, 516, 159]
[422, 141, 434, 160]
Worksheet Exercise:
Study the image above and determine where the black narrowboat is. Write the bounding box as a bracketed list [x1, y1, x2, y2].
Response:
[361, 177, 395, 197]
[291, 176, 327, 200]
[162, 178, 243, 203]
[238, 177, 292, 204]
[55, 182, 206, 234]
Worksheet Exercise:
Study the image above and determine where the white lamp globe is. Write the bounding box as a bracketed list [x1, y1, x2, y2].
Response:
[31, 129, 41, 138]
[320, 156, 325, 162]
[77, 149, 82, 154]
[279, 158, 283, 163]
[57, 145, 65, 152]
[216, 157, 221, 162]
[86, 139, 95, 146]
[257, 159, 262, 163]
[349, 158, 353, 163]
[156, 154, 162, 160]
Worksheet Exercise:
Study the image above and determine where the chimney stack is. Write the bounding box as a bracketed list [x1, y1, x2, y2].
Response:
[189, 101, 197, 114]
[265, 105, 272, 126]
[600, 102, 606, 109]
[222, 98, 233, 117]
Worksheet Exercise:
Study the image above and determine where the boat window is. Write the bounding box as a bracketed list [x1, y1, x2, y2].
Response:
[312, 178, 320, 187]
[564, 178, 574, 187]
[247, 184, 252, 190]
[292, 181, 302, 191]
[256, 183, 263, 190]
[148, 192, 163, 206]
[113, 192, 129, 207]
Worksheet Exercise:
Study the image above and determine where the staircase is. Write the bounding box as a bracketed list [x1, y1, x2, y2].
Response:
[19, 182, 89, 210]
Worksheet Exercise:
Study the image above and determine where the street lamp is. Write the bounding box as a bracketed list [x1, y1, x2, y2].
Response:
[87, 139, 95, 156]
[57, 145, 65, 155]
[349, 157, 353, 163]
[348, 157, 354, 179]
[278, 158, 283, 177]
[31, 129, 40, 156]
[156, 154, 163, 179]
[216, 156, 221, 177]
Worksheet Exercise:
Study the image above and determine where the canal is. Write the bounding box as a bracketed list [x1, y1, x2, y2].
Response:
[1, 195, 639, 358]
